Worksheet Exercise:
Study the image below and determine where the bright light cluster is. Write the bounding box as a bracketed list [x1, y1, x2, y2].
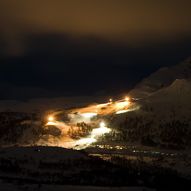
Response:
[43, 95, 140, 149]
[91, 122, 111, 136]
[74, 121, 111, 149]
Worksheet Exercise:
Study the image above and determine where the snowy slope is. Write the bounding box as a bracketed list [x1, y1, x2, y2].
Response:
[147, 79, 191, 103]
[143, 78, 191, 118]
[129, 57, 191, 98]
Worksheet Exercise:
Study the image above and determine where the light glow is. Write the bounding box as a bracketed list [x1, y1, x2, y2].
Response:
[100, 121, 106, 128]
[75, 137, 96, 147]
[48, 115, 54, 122]
[96, 103, 109, 108]
[125, 96, 130, 101]
[74, 121, 111, 149]
[115, 101, 130, 109]
[116, 110, 129, 114]
[116, 105, 140, 114]
[80, 112, 97, 118]
[91, 122, 111, 136]
[46, 121, 57, 126]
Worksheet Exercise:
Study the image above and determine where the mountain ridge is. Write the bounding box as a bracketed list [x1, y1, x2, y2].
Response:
[129, 57, 191, 98]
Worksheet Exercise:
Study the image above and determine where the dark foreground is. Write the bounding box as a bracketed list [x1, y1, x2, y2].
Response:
[0, 146, 190, 190]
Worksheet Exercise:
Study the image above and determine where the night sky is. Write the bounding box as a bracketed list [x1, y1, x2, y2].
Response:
[0, 0, 191, 100]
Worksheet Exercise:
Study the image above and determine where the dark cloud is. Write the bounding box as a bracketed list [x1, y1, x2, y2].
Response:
[1, 33, 191, 100]
[0, 1, 191, 99]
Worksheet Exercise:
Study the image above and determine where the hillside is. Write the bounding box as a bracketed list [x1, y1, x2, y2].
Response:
[144, 78, 191, 115]
[109, 75, 191, 149]
[129, 57, 191, 98]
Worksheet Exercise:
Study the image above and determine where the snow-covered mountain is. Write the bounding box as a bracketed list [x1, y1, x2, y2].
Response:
[129, 57, 191, 98]
[144, 79, 191, 117]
